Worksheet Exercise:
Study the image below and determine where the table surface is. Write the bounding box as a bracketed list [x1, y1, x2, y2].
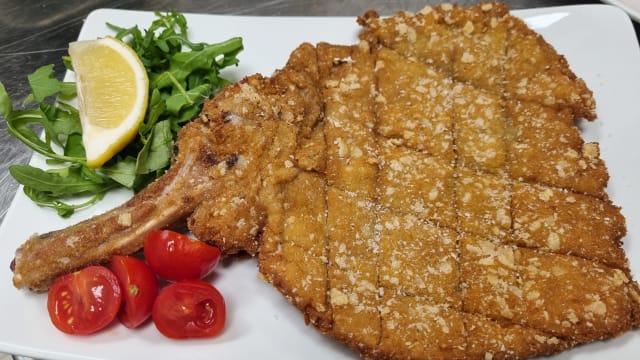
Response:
[0, 1, 638, 359]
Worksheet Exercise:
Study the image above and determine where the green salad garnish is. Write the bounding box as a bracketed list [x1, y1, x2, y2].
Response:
[0, 11, 243, 217]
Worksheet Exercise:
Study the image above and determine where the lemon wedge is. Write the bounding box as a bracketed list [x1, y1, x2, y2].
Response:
[68, 36, 148, 168]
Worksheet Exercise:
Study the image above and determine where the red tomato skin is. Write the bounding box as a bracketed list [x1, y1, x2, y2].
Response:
[144, 230, 221, 281]
[110, 255, 159, 328]
[152, 280, 226, 339]
[47, 266, 122, 335]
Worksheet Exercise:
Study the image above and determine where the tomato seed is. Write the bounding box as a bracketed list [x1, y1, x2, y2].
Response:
[196, 300, 215, 326]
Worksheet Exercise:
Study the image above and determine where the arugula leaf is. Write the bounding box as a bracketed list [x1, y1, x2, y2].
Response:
[152, 37, 243, 90]
[14, 163, 118, 218]
[101, 156, 137, 188]
[43, 102, 82, 137]
[0, 82, 12, 116]
[26, 65, 61, 103]
[9, 164, 115, 197]
[136, 120, 173, 175]
[165, 83, 210, 115]
[140, 88, 165, 135]
[23, 186, 108, 218]
[5, 108, 84, 163]
[63, 133, 85, 158]
[58, 82, 77, 100]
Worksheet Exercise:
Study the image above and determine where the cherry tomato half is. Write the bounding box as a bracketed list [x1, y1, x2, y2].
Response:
[152, 280, 226, 339]
[47, 266, 122, 335]
[110, 255, 159, 328]
[144, 230, 221, 281]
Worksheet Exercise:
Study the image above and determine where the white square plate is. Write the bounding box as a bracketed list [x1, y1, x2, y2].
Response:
[1, 5, 640, 360]
[602, 0, 640, 22]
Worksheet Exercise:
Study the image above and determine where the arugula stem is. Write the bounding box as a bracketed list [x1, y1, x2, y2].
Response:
[165, 72, 193, 106]
[6, 114, 86, 164]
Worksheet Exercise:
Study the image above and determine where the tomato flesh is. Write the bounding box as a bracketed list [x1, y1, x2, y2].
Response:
[110, 255, 158, 328]
[152, 280, 225, 339]
[47, 266, 122, 335]
[144, 230, 221, 281]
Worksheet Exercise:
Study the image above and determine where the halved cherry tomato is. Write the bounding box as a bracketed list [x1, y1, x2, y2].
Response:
[47, 266, 121, 335]
[152, 280, 226, 339]
[110, 255, 158, 328]
[144, 230, 221, 281]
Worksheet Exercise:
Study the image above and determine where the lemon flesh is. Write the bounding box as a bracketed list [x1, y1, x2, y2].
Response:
[68, 37, 149, 168]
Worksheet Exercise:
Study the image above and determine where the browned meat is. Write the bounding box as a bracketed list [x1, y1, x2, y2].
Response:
[10, 2, 640, 359]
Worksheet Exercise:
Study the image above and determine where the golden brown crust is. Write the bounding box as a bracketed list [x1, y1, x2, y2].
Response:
[464, 314, 571, 359]
[511, 182, 627, 269]
[258, 3, 637, 359]
[505, 100, 609, 198]
[190, 43, 324, 255]
[358, 2, 596, 121]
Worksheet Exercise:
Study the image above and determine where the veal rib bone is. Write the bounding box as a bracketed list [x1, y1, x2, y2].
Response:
[13, 121, 219, 291]
[12, 43, 322, 291]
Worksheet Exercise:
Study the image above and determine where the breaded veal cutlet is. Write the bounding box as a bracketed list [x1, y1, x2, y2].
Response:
[261, 3, 639, 359]
[11, 2, 640, 359]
